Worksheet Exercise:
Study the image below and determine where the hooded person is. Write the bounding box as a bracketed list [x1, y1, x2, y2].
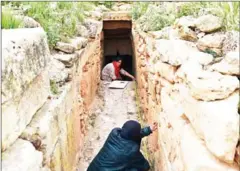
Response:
[101, 57, 135, 82]
[87, 120, 158, 171]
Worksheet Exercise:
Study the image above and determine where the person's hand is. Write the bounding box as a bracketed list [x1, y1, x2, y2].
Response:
[150, 122, 158, 132]
[131, 76, 136, 81]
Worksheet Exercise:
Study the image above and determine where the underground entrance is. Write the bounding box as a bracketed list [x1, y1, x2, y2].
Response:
[101, 20, 134, 81]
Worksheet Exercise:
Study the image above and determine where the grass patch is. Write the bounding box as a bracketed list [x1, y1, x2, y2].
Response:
[1, 9, 22, 29]
[18, 2, 95, 49]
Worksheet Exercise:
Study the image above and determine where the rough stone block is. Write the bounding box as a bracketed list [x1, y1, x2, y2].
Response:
[210, 51, 240, 76]
[21, 100, 60, 167]
[2, 139, 43, 171]
[2, 70, 50, 151]
[178, 85, 239, 163]
[181, 124, 239, 171]
[2, 27, 50, 104]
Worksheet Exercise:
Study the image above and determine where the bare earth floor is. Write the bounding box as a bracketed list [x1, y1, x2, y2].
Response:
[77, 81, 139, 171]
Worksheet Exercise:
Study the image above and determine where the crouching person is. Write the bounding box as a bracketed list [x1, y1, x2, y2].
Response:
[87, 120, 158, 171]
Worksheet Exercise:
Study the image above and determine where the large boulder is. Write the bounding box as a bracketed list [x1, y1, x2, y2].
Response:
[2, 28, 50, 151]
[181, 124, 239, 171]
[195, 14, 222, 33]
[186, 70, 239, 101]
[178, 85, 239, 163]
[209, 51, 240, 76]
[197, 33, 225, 56]
[2, 139, 43, 171]
[159, 87, 239, 170]
[154, 39, 198, 66]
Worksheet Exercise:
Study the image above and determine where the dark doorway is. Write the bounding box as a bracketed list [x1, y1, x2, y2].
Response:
[102, 21, 134, 81]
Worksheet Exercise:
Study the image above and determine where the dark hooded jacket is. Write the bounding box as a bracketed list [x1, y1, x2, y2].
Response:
[87, 121, 152, 171]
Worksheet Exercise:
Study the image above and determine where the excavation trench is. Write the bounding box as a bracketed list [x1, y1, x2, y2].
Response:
[2, 11, 239, 171]
[77, 19, 152, 170]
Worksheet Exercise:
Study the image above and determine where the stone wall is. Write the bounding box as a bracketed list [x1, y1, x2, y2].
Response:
[2, 25, 102, 171]
[133, 23, 240, 171]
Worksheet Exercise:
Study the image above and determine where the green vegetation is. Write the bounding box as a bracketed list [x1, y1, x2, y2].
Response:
[137, 4, 175, 31]
[24, 2, 94, 49]
[50, 80, 59, 95]
[4, 2, 94, 49]
[96, 1, 115, 9]
[204, 2, 239, 31]
[1, 9, 22, 29]
[132, 2, 149, 20]
[132, 2, 239, 32]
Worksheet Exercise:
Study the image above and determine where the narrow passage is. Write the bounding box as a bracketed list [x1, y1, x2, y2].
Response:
[77, 81, 139, 171]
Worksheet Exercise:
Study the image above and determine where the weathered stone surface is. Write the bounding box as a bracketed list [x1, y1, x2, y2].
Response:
[159, 88, 187, 171]
[222, 31, 239, 55]
[198, 33, 225, 48]
[174, 16, 196, 28]
[148, 26, 180, 40]
[174, 16, 198, 42]
[49, 59, 69, 84]
[2, 139, 43, 171]
[2, 28, 50, 150]
[197, 33, 225, 56]
[181, 124, 239, 171]
[22, 16, 41, 28]
[210, 51, 240, 76]
[2, 70, 50, 151]
[174, 60, 203, 84]
[76, 25, 90, 38]
[83, 19, 102, 38]
[195, 14, 222, 33]
[188, 51, 213, 66]
[70, 37, 88, 50]
[50, 142, 62, 171]
[178, 26, 198, 42]
[178, 85, 239, 163]
[53, 53, 78, 68]
[154, 61, 177, 83]
[21, 101, 60, 167]
[154, 39, 197, 66]
[15, 15, 41, 28]
[55, 42, 75, 54]
[186, 70, 239, 101]
[2, 27, 49, 104]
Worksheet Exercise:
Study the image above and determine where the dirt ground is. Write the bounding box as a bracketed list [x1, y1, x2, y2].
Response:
[77, 81, 141, 171]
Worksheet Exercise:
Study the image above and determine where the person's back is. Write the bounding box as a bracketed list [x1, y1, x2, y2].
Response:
[87, 120, 158, 171]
